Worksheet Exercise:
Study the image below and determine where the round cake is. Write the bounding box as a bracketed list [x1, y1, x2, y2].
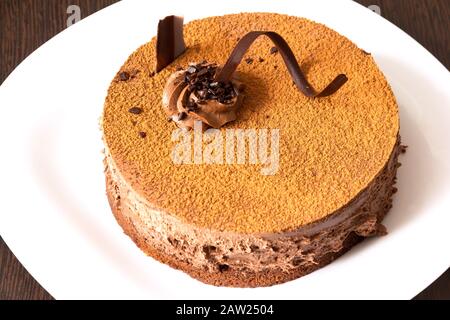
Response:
[102, 13, 401, 287]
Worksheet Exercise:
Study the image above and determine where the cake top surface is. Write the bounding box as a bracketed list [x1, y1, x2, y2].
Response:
[102, 13, 399, 234]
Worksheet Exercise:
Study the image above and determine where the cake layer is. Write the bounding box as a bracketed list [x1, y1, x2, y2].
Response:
[104, 136, 400, 287]
[102, 13, 400, 233]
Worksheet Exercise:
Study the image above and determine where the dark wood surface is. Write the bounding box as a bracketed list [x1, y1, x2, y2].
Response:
[0, 0, 449, 300]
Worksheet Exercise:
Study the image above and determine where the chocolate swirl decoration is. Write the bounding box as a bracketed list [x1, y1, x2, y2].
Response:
[162, 62, 244, 130]
[215, 31, 348, 98]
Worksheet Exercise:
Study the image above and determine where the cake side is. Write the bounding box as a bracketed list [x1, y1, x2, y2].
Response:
[104, 136, 400, 287]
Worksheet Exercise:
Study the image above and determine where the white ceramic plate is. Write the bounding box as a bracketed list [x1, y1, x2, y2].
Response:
[0, 0, 449, 300]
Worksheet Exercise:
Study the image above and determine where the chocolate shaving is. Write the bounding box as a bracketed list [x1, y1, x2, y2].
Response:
[156, 16, 186, 73]
[128, 107, 143, 114]
[119, 71, 130, 81]
[183, 62, 237, 105]
[215, 31, 348, 98]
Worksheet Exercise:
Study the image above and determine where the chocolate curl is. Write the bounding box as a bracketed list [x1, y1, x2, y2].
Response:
[156, 16, 186, 73]
[215, 31, 348, 98]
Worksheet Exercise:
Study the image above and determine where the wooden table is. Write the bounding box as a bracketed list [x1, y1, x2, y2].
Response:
[0, 0, 449, 300]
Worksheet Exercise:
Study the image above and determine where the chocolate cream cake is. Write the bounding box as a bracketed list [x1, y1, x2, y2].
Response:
[101, 13, 402, 287]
